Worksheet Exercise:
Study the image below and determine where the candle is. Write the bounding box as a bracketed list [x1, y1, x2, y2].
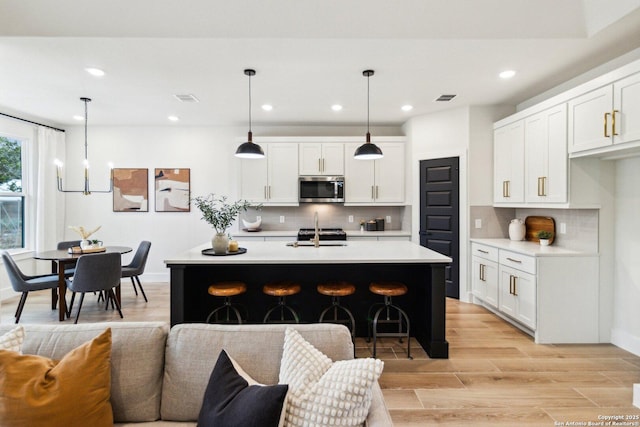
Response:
[228, 240, 239, 252]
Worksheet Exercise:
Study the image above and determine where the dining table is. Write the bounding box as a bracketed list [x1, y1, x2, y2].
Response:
[34, 246, 133, 321]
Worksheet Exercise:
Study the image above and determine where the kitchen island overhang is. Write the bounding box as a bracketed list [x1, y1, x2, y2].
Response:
[165, 240, 452, 358]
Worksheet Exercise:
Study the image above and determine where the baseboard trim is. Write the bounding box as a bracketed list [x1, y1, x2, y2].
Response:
[611, 328, 640, 357]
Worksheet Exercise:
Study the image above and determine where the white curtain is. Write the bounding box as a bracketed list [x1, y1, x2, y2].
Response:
[33, 127, 65, 252]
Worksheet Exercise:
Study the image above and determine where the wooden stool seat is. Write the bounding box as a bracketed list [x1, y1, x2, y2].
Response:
[206, 281, 247, 324]
[368, 281, 411, 359]
[317, 281, 356, 297]
[263, 281, 301, 323]
[369, 281, 408, 297]
[317, 281, 357, 347]
[263, 281, 301, 297]
[208, 281, 247, 297]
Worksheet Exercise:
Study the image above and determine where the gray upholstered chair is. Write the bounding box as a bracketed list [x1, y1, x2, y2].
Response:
[66, 252, 122, 324]
[121, 241, 151, 302]
[1, 251, 60, 323]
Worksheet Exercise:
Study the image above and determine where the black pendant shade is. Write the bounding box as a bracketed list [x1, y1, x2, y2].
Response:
[354, 69, 383, 160]
[235, 69, 265, 159]
[235, 131, 265, 159]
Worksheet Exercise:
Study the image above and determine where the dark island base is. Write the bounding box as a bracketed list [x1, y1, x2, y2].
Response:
[169, 262, 448, 358]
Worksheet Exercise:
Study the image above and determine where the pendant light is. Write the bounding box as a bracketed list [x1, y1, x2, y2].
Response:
[234, 69, 265, 159]
[354, 69, 383, 160]
[55, 97, 113, 195]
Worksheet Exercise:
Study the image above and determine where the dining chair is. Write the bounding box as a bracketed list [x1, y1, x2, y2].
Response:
[56, 240, 82, 276]
[121, 241, 151, 302]
[66, 252, 122, 324]
[1, 251, 61, 323]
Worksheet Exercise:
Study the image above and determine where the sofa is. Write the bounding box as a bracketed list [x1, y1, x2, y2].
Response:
[0, 322, 392, 426]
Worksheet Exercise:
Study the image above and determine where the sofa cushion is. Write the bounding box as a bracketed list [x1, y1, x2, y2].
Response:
[162, 323, 353, 421]
[0, 325, 24, 352]
[197, 350, 288, 427]
[0, 321, 169, 423]
[279, 328, 383, 427]
[0, 328, 113, 427]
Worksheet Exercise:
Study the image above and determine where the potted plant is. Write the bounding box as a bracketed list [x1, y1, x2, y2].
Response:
[69, 225, 101, 249]
[537, 230, 553, 246]
[193, 194, 260, 254]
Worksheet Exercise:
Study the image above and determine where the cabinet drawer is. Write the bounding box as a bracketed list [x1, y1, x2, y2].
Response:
[499, 250, 536, 275]
[471, 243, 499, 262]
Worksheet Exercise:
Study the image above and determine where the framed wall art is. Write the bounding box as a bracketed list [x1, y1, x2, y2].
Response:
[154, 168, 190, 212]
[113, 168, 149, 212]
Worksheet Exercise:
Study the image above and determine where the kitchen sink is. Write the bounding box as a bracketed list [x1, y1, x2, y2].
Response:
[286, 241, 347, 247]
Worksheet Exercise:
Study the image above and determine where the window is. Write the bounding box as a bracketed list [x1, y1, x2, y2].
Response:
[0, 136, 24, 249]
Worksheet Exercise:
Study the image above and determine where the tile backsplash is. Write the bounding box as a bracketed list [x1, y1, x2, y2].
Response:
[237, 205, 407, 232]
[470, 206, 598, 252]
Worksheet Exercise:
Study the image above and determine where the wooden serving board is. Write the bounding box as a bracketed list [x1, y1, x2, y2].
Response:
[67, 246, 107, 254]
[525, 216, 555, 244]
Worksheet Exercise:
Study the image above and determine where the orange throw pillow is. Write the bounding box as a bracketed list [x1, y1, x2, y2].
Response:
[0, 328, 113, 427]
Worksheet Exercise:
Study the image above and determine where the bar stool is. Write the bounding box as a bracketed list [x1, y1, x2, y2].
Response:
[263, 281, 301, 323]
[206, 281, 247, 324]
[367, 281, 411, 359]
[317, 281, 356, 339]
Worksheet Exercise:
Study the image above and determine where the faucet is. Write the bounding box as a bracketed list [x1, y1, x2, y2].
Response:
[312, 211, 320, 247]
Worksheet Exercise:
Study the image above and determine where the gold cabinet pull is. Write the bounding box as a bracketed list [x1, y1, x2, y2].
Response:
[538, 177, 547, 197]
[513, 276, 518, 296]
[503, 180, 510, 198]
[604, 112, 611, 137]
[612, 110, 619, 136]
[509, 275, 514, 295]
[480, 264, 485, 281]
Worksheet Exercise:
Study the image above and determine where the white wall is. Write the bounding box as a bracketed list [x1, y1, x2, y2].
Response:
[611, 157, 640, 355]
[403, 105, 516, 302]
[60, 124, 403, 282]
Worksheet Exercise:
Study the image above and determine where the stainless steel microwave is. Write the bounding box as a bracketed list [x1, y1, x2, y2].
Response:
[299, 176, 345, 203]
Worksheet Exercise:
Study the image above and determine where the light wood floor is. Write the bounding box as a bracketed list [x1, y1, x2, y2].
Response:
[2, 282, 640, 426]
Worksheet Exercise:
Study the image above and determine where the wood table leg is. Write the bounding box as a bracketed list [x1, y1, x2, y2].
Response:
[57, 262, 67, 321]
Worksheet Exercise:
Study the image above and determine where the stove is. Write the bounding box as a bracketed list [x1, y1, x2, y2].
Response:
[297, 228, 347, 241]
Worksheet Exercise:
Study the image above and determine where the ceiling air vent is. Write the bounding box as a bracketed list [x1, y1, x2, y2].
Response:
[174, 94, 200, 103]
[435, 94, 456, 102]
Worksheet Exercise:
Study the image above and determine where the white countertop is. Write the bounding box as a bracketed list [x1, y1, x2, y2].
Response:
[470, 238, 598, 257]
[165, 240, 451, 265]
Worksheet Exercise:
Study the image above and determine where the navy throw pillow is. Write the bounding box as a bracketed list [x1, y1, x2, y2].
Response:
[197, 349, 288, 427]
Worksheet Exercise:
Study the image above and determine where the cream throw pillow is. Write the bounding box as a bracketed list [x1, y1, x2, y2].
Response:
[279, 328, 383, 427]
[0, 325, 25, 353]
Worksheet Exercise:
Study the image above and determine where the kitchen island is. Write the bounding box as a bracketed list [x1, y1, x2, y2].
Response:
[165, 240, 452, 358]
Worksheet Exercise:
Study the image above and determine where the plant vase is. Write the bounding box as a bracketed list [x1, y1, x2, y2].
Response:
[212, 233, 229, 254]
[80, 239, 91, 250]
[539, 238, 550, 246]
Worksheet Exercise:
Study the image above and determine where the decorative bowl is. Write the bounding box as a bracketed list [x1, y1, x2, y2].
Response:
[242, 218, 262, 229]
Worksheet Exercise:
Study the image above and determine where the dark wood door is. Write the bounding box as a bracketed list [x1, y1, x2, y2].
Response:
[419, 157, 459, 299]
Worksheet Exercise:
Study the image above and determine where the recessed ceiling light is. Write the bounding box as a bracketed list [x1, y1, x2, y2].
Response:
[499, 70, 516, 79]
[331, 104, 343, 111]
[168, 115, 179, 122]
[262, 104, 273, 111]
[401, 105, 413, 112]
[85, 67, 105, 77]
[73, 115, 85, 121]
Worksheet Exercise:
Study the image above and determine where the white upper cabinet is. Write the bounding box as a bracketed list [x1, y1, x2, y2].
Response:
[569, 72, 640, 156]
[344, 142, 405, 205]
[239, 143, 299, 205]
[493, 121, 525, 204]
[524, 104, 568, 203]
[299, 143, 344, 175]
[613, 72, 640, 145]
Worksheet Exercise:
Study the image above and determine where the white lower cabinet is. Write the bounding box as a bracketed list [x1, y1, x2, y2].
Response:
[470, 240, 600, 343]
[471, 243, 498, 309]
[498, 264, 536, 330]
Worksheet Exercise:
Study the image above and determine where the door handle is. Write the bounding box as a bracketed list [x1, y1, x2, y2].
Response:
[512, 276, 518, 296]
[477, 249, 489, 254]
[612, 110, 619, 136]
[604, 112, 611, 137]
[506, 257, 522, 263]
